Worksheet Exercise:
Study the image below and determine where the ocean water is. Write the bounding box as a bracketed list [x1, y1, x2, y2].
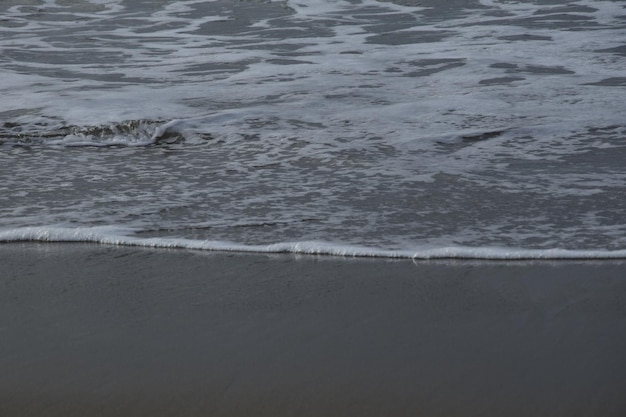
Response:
[1, 0, 625, 259]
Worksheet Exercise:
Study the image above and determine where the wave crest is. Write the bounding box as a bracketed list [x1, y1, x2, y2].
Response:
[0, 119, 209, 148]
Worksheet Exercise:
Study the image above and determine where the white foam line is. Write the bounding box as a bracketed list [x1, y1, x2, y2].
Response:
[1, 226, 625, 260]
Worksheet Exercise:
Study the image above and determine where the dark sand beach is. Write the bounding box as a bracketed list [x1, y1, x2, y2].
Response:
[1, 243, 626, 416]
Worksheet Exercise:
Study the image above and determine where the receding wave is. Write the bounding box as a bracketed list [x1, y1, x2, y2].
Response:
[2, 226, 626, 260]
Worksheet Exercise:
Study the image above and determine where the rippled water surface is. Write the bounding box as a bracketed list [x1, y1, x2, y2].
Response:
[1, 0, 626, 257]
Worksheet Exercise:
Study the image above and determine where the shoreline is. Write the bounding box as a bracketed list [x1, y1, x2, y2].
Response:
[2, 243, 626, 416]
[3, 229, 626, 260]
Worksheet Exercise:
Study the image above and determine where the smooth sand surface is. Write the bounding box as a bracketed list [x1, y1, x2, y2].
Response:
[1, 243, 626, 416]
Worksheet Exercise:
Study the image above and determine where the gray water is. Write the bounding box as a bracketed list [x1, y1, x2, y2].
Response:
[1, 0, 626, 257]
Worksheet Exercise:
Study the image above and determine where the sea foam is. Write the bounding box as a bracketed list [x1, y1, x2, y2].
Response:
[2, 226, 626, 260]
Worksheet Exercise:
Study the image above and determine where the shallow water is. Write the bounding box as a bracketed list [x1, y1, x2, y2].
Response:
[1, 0, 626, 258]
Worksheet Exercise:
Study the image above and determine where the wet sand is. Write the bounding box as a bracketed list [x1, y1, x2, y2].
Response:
[1, 243, 626, 416]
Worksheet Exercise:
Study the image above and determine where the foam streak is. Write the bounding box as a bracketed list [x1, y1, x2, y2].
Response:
[2, 226, 626, 260]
